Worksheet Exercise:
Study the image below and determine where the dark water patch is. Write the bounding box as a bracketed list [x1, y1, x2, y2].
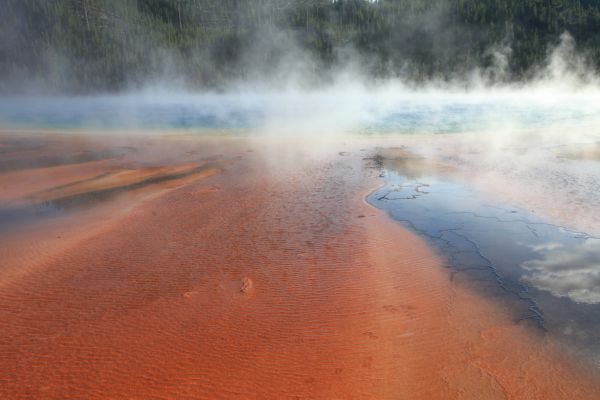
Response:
[0, 203, 63, 232]
[0, 136, 51, 154]
[34, 172, 115, 195]
[368, 162, 600, 366]
[0, 164, 218, 232]
[41, 164, 218, 210]
[0, 147, 130, 172]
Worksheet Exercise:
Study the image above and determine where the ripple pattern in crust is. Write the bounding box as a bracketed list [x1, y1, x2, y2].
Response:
[1, 139, 600, 399]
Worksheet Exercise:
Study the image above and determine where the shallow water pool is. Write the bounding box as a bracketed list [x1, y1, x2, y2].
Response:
[369, 162, 600, 366]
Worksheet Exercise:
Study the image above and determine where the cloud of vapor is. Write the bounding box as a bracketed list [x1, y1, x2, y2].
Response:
[1, 3, 600, 177]
[536, 32, 598, 87]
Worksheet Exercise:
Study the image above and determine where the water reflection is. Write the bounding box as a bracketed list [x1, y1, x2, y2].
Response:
[523, 240, 600, 304]
[368, 152, 600, 364]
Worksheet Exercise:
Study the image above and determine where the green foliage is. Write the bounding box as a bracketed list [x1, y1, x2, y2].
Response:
[1, 0, 599, 91]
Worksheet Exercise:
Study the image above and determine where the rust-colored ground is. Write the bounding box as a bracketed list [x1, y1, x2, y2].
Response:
[0, 133, 599, 399]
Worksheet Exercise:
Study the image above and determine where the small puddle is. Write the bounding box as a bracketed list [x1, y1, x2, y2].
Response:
[368, 154, 600, 367]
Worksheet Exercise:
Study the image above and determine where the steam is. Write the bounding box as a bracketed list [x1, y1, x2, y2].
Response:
[1, 4, 600, 234]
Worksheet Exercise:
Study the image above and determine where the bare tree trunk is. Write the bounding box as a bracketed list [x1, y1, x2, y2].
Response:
[177, 0, 183, 31]
[306, 7, 309, 31]
[83, 0, 90, 30]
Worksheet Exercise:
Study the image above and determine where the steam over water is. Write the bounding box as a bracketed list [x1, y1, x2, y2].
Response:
[1, 90, 600, 135]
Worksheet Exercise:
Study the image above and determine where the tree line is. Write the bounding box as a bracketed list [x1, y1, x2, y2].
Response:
[1, 0, 599, 92]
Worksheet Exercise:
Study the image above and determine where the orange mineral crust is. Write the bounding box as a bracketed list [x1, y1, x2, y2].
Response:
[0, 135, 599, 399]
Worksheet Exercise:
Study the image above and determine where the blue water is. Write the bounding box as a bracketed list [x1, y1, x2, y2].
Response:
[364, 100, 597, 134]
[369, 165, 600, 365]
[0, 95, 262, 130]
[0, 94, 598, 133]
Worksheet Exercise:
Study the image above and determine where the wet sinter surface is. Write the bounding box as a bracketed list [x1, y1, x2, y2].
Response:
[368, 159, 600, 368]
[3, 135, 600, 398]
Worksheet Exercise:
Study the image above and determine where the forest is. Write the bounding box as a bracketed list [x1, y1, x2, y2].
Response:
[1, 0, 600, 92]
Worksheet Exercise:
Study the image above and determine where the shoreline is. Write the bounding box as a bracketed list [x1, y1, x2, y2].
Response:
[362, 152, 600, 397]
